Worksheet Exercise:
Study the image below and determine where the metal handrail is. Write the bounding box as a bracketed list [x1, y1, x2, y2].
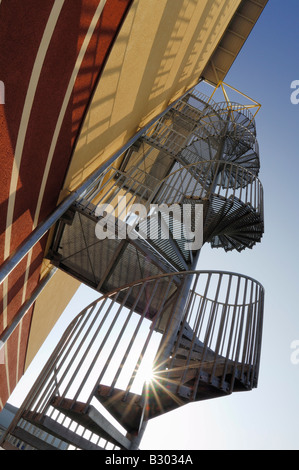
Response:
[0, 81, 202, 287]
[1, 270, 264, 449]
[150, 160, 263, 213]
[77, 160, 263, 212]
[2, 270, 264, 412]
[145, 116, 258, 159]
[211, 101, 255, 122]
[71, 159, 263, 265]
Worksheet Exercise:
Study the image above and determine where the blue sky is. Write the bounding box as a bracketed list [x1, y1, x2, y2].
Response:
[142, 0, 299, 450]
[8, 1, 299, 450]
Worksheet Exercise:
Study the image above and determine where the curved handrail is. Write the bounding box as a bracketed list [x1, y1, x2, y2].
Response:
[181, 138, 260, 173]
[144, 116, 259, 164]
[63, 269, 266, 324]
[146, 160, 263, 216]
[207, 100, 256, 124]
[2, 269, 264, 449]
[193, 114, 257, 145]
[178, 90, 256, 124]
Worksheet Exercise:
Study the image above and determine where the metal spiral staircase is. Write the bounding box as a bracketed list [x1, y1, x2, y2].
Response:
[0, 88, 265, 450]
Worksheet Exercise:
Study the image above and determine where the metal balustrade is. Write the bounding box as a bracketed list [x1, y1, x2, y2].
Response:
[76, 159, 262, 212]
[74, 158, 263, 248]
[147, 160, 264, 252]
[175, 91, 256, 130]
[211, 101, 256, 125]
[192, 119, 258, 150]
[150, 160, 263, 207]
[180, 137, 260, 174]
[167, 271, 264, 395]
[0, 87, 265, 450]
[47, 157, 264, 300]
[0, 270, 264, 450]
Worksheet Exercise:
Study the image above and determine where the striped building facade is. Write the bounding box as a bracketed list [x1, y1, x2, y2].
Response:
[0, 0, 267, 410]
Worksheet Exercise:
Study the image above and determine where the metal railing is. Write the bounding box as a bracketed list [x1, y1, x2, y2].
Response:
[1, 270, 264, 449]
[150, 160, 263, 213]
[211, 101, 256, 122]
[180, 89, 256, 125]
[167, 271, 264, 395]
[144, 115, 258, 160]
[70, 159, 263, 269]
[77, 160, 263, 213]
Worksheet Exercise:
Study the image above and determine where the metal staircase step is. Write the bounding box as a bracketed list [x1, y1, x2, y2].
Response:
[211, 233, 261, 252]
[168, 356, 236, 380]
[172, 103, 206, 124]
[22, 410, 104, 450]
[94, 386, 143, 433]
[136, 212, 193, 271]
[171, 321, 255, 392]
[50, 397, 131, 449]
[48, 206, 182, 319]
[143, 136, 181, 157]
[216, 208, 263, 232]
[94, 384, 190, 428]
[203, 195, 263, 251]
[9, 426, 60, 450]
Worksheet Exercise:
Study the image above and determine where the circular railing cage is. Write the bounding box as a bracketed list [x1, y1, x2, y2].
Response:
[181, 134, 260, 175]
[77, 160, 263, 216]
[75, 158, 263, 254]
[144, 98, 260, 175]
[2, 270, 264, 450]
[0, 89, 265, 451]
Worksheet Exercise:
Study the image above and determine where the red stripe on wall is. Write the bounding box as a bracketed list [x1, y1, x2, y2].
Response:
[0, 0, 133, 409]
[0, 0, 56, 264]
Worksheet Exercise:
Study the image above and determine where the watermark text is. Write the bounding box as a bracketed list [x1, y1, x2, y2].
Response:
[290, 340, 299, 365]
[95, 200, 203, 250]
[290, 80, 299, 105]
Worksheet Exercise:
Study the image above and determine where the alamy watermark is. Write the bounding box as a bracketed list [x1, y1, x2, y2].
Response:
[0, 80, 5, 104]
[290, 340, 299, 365]
[290, 80, 299, 104]
[95, 199, 203, 250]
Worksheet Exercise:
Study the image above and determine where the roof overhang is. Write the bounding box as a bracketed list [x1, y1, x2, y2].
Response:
[202, 0, 268, 85]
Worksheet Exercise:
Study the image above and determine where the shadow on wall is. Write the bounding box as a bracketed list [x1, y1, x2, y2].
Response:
[0, 0, 133, 408]
[65, 0, 237, 193]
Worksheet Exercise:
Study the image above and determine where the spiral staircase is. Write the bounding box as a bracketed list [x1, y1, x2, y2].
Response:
[0, 88, 265, 450]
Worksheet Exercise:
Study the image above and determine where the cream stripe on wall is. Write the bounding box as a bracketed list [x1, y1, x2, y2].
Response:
[3, 0, 65, 264]
[2, 0, 65, 396]
[17, 0, 108, 380]
[2, 0, 65, 328]
[33, 0, 108, 233]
